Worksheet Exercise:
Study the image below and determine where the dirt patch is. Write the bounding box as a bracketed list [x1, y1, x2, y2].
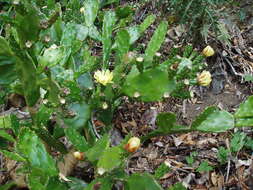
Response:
[183, 80, 249, 125]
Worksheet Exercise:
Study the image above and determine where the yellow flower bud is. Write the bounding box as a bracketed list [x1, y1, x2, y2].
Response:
[197, 71, 212, 86]
[124, 137, 141, 153]
[102, 102, 108, 110]
[80, 7, 85, 13]
[97, 168, 106, 175]
[163, 92, 170, 98]
[60, 98, 66, 104]
[155, 52, 162, 57]
[133, 92, 140, 98]
[25, 41, 32, 48]
[13, 0, 20, 5]
[136, 57, 144, 62]
[73, 151, 84, 160]
[202, 45, 215, 57]
[94, 69, 113, 86]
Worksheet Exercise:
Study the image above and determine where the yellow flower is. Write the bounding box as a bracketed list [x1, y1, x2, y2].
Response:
[124, 137, 141, 153]
[94, 69, 113, 86]
[202, 45, 215, 57]
[197, 70, 212, 86]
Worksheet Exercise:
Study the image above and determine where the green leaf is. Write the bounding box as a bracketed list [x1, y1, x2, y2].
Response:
[10, 115, 20, 136]
[84, 0, 100, 27]
[28, 169, 48, 190]
[65, 127, 90, 152]
[0, 36, 13, 56]
[17, 128, 58, 176]
[84, 177, 113, 190]
[15, 7, 40, 45]
[77, 73, 94, 89]
[217, 147, 229, 165]
[191, 107, 217, 128]
[235, 118, 253, 127]
[61, 23, 76, 47]
[0, 64, 17, 85]
[35, 105, 53, 127]
[100, 0, 119, 7]
[0, 114, 12, 128]
[0, 150, 26, 162]
[64, 103, 90, 130]
[46, 177, 68, 190]
[86, 134, 110, 162]
[191, 107, 234, 132]
[230, 132, 246, 153]
[39, 45, 65, 68]
[144, 21, 168, 67]
[196, 161, 213, 173]
[186, 152, 197, 166]
[115, 6, 134, 19]
[75, 47, 97, 79]
[183, 45, 193, 57]
[245, 137, 253, 150]
[127, 26, 140, 45]
[127, 173, 163, 190]
[127, 14, 156, 45]
[156, 112, 177, 131]
[0, 181, 16, 190]
[44, 77, 61, 104]
[177, 58, 192, 74]
[217, 23, 231, 45]
[139, 14, 156, 34]
[60, 23, 87, 65]
[0, 37, 17, 84]
[67, 178, 87, 190]
[154, 163, 170, 180]
[86, 122, 98, 145]
[115, 29, 130, 60]
[16, 55, 40, 107]
[53, 124, 65, 139]
[76, 24, 89, 41]
[88, 26, 102, 41]
[234, 95, 253, 118]
[97, 147, 123, 173]
[123, 67, 170, 101]
[33, 127, 67, 154]
[102, 11, 116, 64]
[0, 130, 15, 142]
[168, 183, 187, 190]
[143, 112, 190, 141]
[244, 74, 253, 82]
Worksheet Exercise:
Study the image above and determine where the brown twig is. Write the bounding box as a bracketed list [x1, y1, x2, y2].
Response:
[225, 138, 231, 183]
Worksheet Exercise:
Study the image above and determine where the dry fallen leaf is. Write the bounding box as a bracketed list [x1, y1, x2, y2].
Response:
[58, 149, 78, 176]
[197, 138, 218, 146]
[235, 159, 252, 168]
[5, 159, 26, 188]
[59, 173, 72, 182]
[211, 172, 218, 186]
[182, 173, 195, 189]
